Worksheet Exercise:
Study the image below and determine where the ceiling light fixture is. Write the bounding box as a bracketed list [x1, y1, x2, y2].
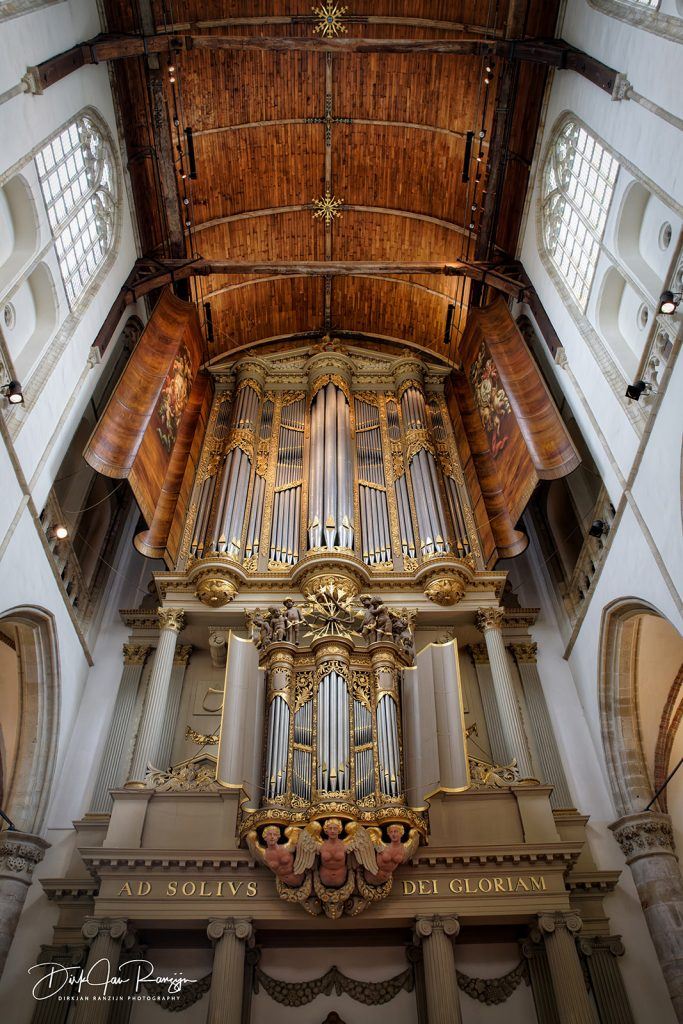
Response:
[1, 379, 23, 404]
[625, 380, 655, 401]
[659, 290, 681, 315]
[49, 524, 68, 541]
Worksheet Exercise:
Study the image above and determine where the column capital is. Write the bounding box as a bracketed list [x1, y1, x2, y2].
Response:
[475, 607, 505, 633]
[536, 911, 583, 937]
[173, 643, 193, 666]
[157, 608, 185, 633]
[509, 641, 538, 664]
[0, 831, 49, 883]
[122, 643, 151, 665]
[609, 810, 676, 863]
[207, 918, 254, 945]
[578, 935, 625, 959]
[468, 642, 489, 664]
[81, 917, 128, 942]
[414, 914, 460, 940]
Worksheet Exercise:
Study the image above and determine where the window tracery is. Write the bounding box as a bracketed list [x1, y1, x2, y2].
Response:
[35, 115, 115, 307]
[541, 120, 618, 310]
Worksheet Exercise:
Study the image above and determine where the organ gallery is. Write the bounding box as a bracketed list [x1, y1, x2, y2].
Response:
[1, 3, 681, 1024]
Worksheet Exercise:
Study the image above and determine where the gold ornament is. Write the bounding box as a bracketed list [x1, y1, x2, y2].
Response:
[312, 3, 348, 38]
[196, 576, 237, 608]
[424, 574, 466, 606]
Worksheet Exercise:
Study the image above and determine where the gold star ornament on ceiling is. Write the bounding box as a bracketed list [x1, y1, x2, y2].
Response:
[312, 2, 348, 38]
[312, 191, 344, 225]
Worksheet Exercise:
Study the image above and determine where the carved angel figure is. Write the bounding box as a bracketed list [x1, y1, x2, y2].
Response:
[361, 824, 420, 885]
[247, 825, 304, 887]
[293, 818, 378, 888]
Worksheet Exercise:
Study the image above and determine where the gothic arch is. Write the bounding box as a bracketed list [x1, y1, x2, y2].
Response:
[0, 606, 59, 832]
[599, 598, 683, 818]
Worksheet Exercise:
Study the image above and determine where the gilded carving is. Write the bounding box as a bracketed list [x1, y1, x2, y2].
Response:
[173, 644, 193, 665]
[195, 576, 237, 608]
[122, 643, 150, 665]
[510, 642, 538, 664]
[475, 607, 506, 632]
[157, 608, 186, 632]
[424, 573, 466, 606]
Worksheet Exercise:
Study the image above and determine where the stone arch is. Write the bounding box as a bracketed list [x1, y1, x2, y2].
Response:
[599, 598, 683, 818]
[0, 606, 59, 832]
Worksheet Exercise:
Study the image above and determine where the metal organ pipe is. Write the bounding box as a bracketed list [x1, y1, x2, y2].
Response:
[308, 385, 353, 551]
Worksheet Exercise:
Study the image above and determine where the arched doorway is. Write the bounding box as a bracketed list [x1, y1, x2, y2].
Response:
[600, 599, 683, 1021]
[0, 607, 59, 833]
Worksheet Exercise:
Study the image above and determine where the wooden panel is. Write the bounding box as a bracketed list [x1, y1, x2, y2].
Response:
[84, 289, 208, 559]
[165, 379, 213, 566]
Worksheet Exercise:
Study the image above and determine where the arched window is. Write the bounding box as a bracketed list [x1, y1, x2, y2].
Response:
[541, 120, 619, 310]
[35, 114, 116, 307]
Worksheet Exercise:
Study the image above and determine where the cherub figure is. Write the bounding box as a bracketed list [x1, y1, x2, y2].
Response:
[371, 598, 394, 642]
[249, 610, 272, 649]
[363, 824, 420, 886]
[247, 825, 304, 888]
[293, 818, 378, 889]
[283, 599, 303, 645]
[359, 596, 377, 642]
[268, 606, 287, 643]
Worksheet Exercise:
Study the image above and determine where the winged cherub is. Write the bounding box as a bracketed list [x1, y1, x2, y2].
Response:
[362, 823, 420, 885]
[293, 818, 379, 888]
[247, 825, 304, 887]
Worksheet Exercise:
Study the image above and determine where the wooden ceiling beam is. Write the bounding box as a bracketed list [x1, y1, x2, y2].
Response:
[30, 34, 619, 92]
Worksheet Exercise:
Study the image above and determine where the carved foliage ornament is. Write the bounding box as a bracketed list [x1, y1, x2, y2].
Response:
[195, 577, 237, 608]
[157, 608, 186, 632]
[424, 573, 466, 606]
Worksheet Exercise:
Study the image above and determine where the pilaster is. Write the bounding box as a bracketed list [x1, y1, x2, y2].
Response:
[70, 918, 129, 1024]
[578, 936, 635, 1024]
[206, 918, 254, 1024]
[535, 912, 597, 1024]
[414, 915, 461, 1024]
[156, 643, 193, 769]
[468, 642, 508, 765]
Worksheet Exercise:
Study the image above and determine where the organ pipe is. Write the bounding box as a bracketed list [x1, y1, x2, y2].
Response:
[356, 399, 391, 566]
[316, 671, 350, 794]
[265, 695, 290, 799]
[308, 384, 354, 551]
[270, 399, 304, 564]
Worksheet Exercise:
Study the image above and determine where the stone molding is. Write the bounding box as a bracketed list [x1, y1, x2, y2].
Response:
[0, 831, 49, 882]
[610, 811, 676, 863]
[475, 607, 505, 632]
[157, 608, 185, 633]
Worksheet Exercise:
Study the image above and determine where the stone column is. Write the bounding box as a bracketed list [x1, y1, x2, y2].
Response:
[206, 918, 253, 1024]
[90, 644, 151, 811]
[535, 912, 597, 1024]
[0, 831, 49, 976]
[414, 915, 462, 1024]
[475, 608, 535, 779]
[128, 609, 185, 782]
[156, 644, 193, 769]
[71, 918, 129, 1024]
[521, 933, 561, 1024]
[510, 642, 573, 807]
[468, 643, 508, 765]
[610, 811, 683, 1021]
[29, 944, 87, 1024]
[578, 936, 635, 1024]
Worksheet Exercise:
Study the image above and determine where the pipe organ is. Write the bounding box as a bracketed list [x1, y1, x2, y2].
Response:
[184, 349, 481, 574]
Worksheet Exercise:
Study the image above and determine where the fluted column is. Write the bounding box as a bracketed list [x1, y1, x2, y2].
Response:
[578, 936, 635, 1024]
[521, 933, 561, 1024]
[128, 609, 185, 782]
[468, 643, 508, 766]
[535, 912, 597, 1024]
[70, 918, 129, 1024]
[156, 644, 192, 769]
[29, 944, 87, 1024]
[90, 644, 151, 811]
[610, 811, 683, 1020]
[206, 918, 253, 1024]
[414, 915, 461, 1024]
[0, 832, 49, 976]
[475, 609, 535, 779]
[510, 642, 573, 807]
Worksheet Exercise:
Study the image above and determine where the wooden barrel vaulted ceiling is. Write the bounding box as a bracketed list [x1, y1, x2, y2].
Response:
[105, 1, 559, 363]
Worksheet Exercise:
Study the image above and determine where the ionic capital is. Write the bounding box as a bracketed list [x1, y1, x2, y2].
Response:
[414, 914, 460, 941]
[122, 643, 151, 665]
[475, 607, 505, 633]
[157, 608, 186, 633]
[609, 810, 676, 863]
[207, 918, 254, 945]
[81, 918, 128, 943]
[536, 911, 582, 938]
[509, 642, 538, 664]
[578, 935, 625, 959]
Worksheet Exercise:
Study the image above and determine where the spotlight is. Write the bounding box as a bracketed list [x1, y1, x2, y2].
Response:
[50, 524, 68, 541]
[659, 290, 681, 315]
[1, 379, 23, 404]
[588, 520, 606, 539]
[168, 65, 176, 73]
[625, 380, 654, 401]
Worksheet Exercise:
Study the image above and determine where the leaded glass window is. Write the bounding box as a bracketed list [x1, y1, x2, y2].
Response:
[35, 115, 115, 307]
[541, 120, 618, 310]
